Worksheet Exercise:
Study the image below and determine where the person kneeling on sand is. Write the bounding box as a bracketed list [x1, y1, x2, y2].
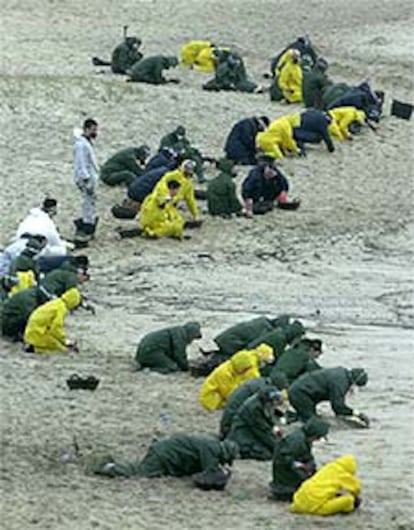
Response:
[291, 454, 362, 516]
[23, 287, 82, 353]
[288, 367, 369, 426]
[135, 321, 202, 373]
[199, 344, 275, 411]
[269, 417, 329, 501]
[241, 158, 299, 217]
[206, 158, 242, 218]
[92, 435, 239, 491]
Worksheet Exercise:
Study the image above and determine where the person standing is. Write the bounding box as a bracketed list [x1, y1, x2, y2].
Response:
[73, 118, 99, 239]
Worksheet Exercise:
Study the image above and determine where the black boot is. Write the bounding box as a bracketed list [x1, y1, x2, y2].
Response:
[73, 218, 83, 231]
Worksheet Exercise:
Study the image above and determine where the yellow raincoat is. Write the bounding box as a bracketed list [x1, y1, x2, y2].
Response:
[277, 50, 303, 103]
[291, 455, 361, 516]
[181, 41, 215, 71]
[328, 107, 366, 140]
[24, 288, 81, 353]
[256, 117, 300, 159]
[140, 186, 185, 239]
[8, 270, 36, 297]
[154, 167, 200, 218]
[199, 343, 274, 411]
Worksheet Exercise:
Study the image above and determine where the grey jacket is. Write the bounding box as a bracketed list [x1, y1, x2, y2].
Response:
[73, 135, 99, 186]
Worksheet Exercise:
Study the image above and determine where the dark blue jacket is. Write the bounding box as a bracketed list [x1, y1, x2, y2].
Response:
[327, 87, 377, 113]
[145, 151, 177, 172]
[242, 166, 289, 202]
[224, 118, 260, 165]
[127, 166, 169, 202]
[297, 110, 335, 152]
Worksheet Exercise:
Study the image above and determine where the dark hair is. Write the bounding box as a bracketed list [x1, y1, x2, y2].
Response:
[42, 197, 57, 210]
[83, 118, 98, 130]
[167, 179, 180, 190]
[74, 255, 89, 269]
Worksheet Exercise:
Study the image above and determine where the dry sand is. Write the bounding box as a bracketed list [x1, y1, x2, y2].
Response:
[1, 0, 414, 528]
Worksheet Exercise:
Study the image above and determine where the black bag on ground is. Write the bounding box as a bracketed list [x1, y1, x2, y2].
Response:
[67, 374, 100, 391]
[111, 204, 137, 219]
[391, 99, 413, 120]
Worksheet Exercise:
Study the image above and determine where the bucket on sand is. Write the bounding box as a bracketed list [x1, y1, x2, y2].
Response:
[391, 99, 413, 120]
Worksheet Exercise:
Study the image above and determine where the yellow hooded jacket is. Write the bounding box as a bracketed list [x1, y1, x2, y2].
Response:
[24, 288, 81, 353]
[199, 343, 274, 411]
[277, 51, 303, 103]
[328, 107, 366, 140]
[9, 270, 36, 297]
[291, 455, 361, 516]
[181, 40, 216, 72]
[153, 167, 199, 219]
[256, 117, 300, 159]
[140, 185, 185, 239]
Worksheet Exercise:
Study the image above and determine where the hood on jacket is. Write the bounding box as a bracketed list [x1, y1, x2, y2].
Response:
[231, 351, 255, 374]
[258, 386, 283, 405]
[165, 56, 179, 68]
[220, 440, 239, 463]
[350, 368, 368, 386]
[216, 158, 235, 173]
[284, 320, 305, 343]
[135, 145, 151, 162]
[269, 314, 291, 329]
[335, 454, 357, 474]
[254, 343, 274, 363]
[61, 288, 81, 310]
[268, 370, 289, 390]
[303, 417, 329, 439]
[184, 321, 202, 341]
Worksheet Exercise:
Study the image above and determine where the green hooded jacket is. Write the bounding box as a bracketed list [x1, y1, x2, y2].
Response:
[111, 40, 143, 74]
[302, 67, 331, 109]
[214, 316, 275, 358]
[98, 435, 239, 478]
[100, 147, 148, 185]
[226, 390, 279, 460]
[272, 340, 321, 384]
[40, 261, 78, 297]
[129, 56, 178, 84]
[207, 159, 241, 216]
[136, 322, 202, 373]
[1, 286, 49, 338]
[271, 418, 328, 489]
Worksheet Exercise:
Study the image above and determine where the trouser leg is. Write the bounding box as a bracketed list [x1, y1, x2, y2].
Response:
[79, 188, 97, 224]
[288, 390, 317, 421]
[316, 494, 355, 515]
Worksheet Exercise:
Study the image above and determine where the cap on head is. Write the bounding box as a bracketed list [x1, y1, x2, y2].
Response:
[184, 321, 202, 340]
[168, 56, 179, 67]
[136, 145, 151, 161]
[316, 57, 328, 71]
[259, 387, 283, 405]
[350, 368, 368, 386]
[74, 255, 89, 270]
[303, 417, 329, 439]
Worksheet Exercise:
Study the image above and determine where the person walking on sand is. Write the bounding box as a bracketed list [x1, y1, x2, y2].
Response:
[73, 118, 99, 240]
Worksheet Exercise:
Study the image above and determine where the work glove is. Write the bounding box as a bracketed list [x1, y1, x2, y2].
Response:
[81, 300, 96, 315]
[353, 411, 370, 428]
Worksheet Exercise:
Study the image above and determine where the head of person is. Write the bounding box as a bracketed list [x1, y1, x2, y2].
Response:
[174, 125, 186, 140]
[259, 387, 284, 407]
[42, 197, 58, 218]
[180, 159, 196, 178]
[73, 255, 90, 283]
[167, 179, 181, 198]
[24, 236, 47, 257]
[254, 343, 275, 364]
[184, 321, 202, 342]
[255, 116, 270, 131]
[219, 440, 239, 465]
[216, 158, 237, 177]
[350, 368, 368, 387]
[300, 338, 323, 358]
[166, 56, 179, 69]
[126, 36, 141, 50]
[336, 455, 357, 475]
[284, 320, 306, 343]
[136, 145, 151, 164]
[61, 287, 82, 311]
[302, 417, 329, 442]
[83, 118, 98, 140]
[289, 48, 301, 64]
[315, 57, 329, 72]
[301, 54, 314, 71]
[263, 164, 277, 180]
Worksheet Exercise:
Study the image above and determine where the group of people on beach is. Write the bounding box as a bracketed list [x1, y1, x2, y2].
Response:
[0, 31, 383, 518]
